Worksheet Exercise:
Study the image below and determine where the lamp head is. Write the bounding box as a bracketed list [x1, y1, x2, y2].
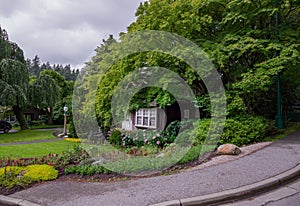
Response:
[64, 105, 68, 112]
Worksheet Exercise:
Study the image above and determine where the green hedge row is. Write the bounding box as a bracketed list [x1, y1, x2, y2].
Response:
[192, 115, 270, 147]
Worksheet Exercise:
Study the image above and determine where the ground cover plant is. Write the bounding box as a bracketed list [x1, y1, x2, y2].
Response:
[0, 164, 58, 195]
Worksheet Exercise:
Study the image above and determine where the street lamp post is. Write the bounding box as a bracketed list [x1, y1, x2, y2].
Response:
[275, 73, 284, 129]
[63, 105, 68, 135]
[274, 0, 284, 129]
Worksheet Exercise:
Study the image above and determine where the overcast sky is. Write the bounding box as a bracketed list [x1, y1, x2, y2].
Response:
[0, 0, 145, 69]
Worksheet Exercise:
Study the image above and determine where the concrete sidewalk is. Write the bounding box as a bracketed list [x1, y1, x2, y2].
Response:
[5, 130, 300, 206]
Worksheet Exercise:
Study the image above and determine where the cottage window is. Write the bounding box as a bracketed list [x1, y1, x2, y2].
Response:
[135, 108, 157, 128]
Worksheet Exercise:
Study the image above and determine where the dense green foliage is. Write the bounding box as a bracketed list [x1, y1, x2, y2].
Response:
[0, 27, 77, 131]
[108, 129, 122, 146]
[78, 0, 299, 132]
[192, 116, 269, 146]
[0, 165, 58, 191]
[0, 27, 29, 130]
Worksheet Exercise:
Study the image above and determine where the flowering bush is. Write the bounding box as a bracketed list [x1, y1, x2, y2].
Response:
[122, 130, 160, 148]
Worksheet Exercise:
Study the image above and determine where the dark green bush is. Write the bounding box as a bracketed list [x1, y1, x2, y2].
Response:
[160, 120, 181, 144]
[220, 115, 268, 146]
[68, 120, 78, 138]
[108, 129, 122, 146]
[193, 115, 269, 147]
[158, 120, 194, 147]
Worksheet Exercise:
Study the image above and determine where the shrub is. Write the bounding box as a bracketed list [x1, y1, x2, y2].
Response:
[191, 119, 211, 146]
[108, 129, 122, 146]
[160, 120, 181, 144]
[59, 144, 90, 166]
[219, 115, 268, 146]
[0, 165, 58, 190]
[193, 115, 269, 147]
[118, 120, 194, 149]
[121, 130, 159, 148]
[23, 165, 58, 181]
[68, 120, 78, 138]
[64, 164, 111, 176]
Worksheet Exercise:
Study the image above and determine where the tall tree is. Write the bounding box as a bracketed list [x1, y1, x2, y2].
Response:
[0, 27, 29, 130]
[85, 0, 299, 131]
[127, 0, 299, 117]
[29, 71, 61, 125]
[29, 55, 41, 76]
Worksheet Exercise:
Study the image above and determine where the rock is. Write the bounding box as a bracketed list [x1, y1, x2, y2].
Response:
[217, 144, 241, 155]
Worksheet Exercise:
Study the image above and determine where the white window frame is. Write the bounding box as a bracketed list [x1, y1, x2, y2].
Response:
[135, 108, 157, 129]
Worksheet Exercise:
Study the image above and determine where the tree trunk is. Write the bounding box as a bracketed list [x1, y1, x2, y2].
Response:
[47, 107, 53, 125]
[13, 105, 28, 130]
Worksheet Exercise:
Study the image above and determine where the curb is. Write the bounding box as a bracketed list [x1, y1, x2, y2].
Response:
[150, 164, 300, 206]
[0, 195, 40, 206]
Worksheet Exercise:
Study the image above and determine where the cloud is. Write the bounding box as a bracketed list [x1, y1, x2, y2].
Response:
[0, 0, 143, 68]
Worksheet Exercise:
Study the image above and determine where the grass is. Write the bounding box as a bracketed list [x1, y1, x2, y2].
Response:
[30, 124, 63, 129]
[0, 130, 56, 144]
[12, 124, 63, 131]
[0, 141, 80, 159]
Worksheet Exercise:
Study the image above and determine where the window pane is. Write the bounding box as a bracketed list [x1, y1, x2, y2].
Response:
[150, 117, 156, 127]
[137, 117, 142, 125]
[150, 109, 156, 116]
[143, 109, 148, 116]
[143, 117, 149, 126]
[137, 110, 142, 115]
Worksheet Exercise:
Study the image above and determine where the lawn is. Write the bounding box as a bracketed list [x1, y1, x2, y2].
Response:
[30, 124, 63, 129]
[0, 130, 57, 144]
[0, 141, 80, 159]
